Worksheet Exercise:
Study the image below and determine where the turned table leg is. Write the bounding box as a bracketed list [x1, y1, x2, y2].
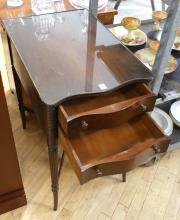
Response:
[48, 147, 65, 210]
[45, 106, 65, 211]
[48, 146, 59, 210]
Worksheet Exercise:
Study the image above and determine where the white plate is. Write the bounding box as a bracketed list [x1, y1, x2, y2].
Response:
[135, 48, 178, 74]
[149, 107, 173, 136]
[169, 100, 180, 127]
[7, 0, 23, 7]
[109, 26, 147, 47]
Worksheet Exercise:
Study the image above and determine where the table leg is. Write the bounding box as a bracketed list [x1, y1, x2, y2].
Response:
[12, 66, 27, 129]
[48, 146, 64, 210]
[48, 146, 59, 210]
[7, 33, 64, 210]
[45, 106, 64, 211]
[7, 35, 27, 129]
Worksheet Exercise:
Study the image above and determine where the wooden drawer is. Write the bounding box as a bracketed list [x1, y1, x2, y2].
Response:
[58, 83, 156, 137]
[59, 113, 170, 184]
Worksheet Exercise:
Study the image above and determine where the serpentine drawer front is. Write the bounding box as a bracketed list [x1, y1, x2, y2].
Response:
[59, 113, 170, 184]
[59, 83, 156, 137]
[58, 82, 169, 184]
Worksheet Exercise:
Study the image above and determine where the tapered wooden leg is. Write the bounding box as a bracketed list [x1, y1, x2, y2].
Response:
[48, 147, 59, 211]
[122, 173, 126, 182]
[53, 191, 58, 211]
[45, 104, 61, 211]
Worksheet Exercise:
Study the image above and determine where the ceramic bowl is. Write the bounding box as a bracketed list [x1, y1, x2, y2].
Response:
[150, 107, 173, 136]
[121, 17, 141, 31]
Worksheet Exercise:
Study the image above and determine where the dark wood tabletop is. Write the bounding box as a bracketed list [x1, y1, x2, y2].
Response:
[3, 10, 153, 106]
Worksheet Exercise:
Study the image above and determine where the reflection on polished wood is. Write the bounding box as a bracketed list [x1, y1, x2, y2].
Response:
[0, 0, 117, 24]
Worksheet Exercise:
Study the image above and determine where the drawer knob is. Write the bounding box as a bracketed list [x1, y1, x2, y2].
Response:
[81, 120, 88, 130]
[152, 145, 161, 154]
[140, 104, 147, 111]
[96, 168, 103, 176]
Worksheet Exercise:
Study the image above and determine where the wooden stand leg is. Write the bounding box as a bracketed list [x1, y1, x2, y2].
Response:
[122, 173, 126, 182]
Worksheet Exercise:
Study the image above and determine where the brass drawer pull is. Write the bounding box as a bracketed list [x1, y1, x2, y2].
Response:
[96, 168, 103, 176]
[140, 103, 147, 111]
[151, 145, 161, 154]
[81, 120, 88, 130]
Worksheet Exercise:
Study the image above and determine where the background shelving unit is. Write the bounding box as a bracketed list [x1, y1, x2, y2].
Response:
[105, 0, 180, 148]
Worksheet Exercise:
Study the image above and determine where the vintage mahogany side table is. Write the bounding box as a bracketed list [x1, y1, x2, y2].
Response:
[3, 10, 170, 210]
